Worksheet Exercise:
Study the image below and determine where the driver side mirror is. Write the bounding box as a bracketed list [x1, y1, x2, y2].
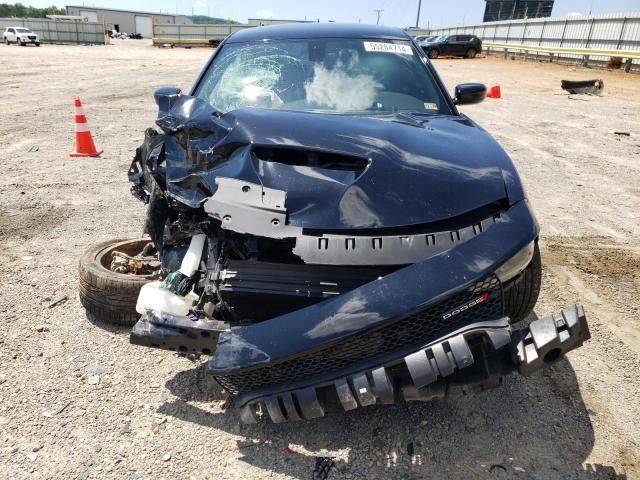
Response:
[454, 83, 486, 105]
[154, 86, 182, 113]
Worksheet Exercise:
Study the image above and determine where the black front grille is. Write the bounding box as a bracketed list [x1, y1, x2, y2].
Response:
[215, 276, 503, 395]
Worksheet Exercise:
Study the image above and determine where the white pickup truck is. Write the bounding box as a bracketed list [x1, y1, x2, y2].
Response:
[3, 27, 40, 46]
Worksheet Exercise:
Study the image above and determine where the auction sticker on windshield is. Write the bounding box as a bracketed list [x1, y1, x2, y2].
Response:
[363, 42, 413, 55]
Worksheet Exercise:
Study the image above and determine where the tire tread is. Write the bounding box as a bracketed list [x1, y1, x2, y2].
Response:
[504, 243, 542, 324]
[78, 238, 153, 326]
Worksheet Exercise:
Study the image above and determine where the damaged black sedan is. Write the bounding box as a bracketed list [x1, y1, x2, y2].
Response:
[122, 24, 589, 423]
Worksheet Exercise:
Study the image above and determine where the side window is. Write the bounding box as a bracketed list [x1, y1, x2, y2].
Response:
[458, 36, 471, 42]
[8, 28, 15, 33]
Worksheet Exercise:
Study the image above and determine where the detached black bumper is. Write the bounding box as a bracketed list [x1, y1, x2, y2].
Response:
[235, 305, 589, 424]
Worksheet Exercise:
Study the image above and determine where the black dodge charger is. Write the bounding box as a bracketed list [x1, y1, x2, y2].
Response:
[125, 23, 589, 423]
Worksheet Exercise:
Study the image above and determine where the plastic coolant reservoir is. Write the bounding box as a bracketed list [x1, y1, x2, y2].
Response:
[136, 281, 199, 316]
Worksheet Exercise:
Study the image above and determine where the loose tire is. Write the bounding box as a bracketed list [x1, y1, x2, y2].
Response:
[503, 243, 542, 324]
[428, 48, 440, 59]
[466, 48, 477, 59]
[79, 238, 156, 326]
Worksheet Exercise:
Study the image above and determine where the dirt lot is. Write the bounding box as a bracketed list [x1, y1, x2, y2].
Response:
[0, 40, 639, 480]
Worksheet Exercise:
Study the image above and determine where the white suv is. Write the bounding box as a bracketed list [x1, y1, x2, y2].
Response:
[3, 27, 40, 46]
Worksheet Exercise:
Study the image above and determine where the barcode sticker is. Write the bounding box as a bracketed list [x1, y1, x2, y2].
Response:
[363, 42, 413, 55]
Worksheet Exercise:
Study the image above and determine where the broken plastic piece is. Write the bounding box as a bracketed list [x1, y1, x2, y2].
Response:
[561, 79, 604, 95]
[512, 304, 589, 375]
[234, 306, 589, 424]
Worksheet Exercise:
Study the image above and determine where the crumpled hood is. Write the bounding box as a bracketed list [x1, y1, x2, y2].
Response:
[156, 95, 518, 230]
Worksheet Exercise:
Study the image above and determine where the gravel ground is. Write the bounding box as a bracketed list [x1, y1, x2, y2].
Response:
[0, 40, 639, 480]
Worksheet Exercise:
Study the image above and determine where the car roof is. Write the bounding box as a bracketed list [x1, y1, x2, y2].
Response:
[226, 23, 412, 43]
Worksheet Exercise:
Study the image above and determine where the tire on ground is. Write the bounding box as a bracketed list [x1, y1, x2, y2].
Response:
[503, 242, 542, 324]
[78, 238, 155, 326]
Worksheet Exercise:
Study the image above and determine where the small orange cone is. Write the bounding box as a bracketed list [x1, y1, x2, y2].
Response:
[70, 97, 103, 157]
[486, 85, 501, 99]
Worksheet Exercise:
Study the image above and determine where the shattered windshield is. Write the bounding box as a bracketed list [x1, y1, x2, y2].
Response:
[196, 38, 451, 115]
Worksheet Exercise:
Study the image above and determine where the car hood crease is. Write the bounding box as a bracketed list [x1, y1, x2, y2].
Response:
[157, 95, 512, 230]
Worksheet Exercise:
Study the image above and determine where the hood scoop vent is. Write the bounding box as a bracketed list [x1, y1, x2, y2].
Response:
[252, 146, 369, 176]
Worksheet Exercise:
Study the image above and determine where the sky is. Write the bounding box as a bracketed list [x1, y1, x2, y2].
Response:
[29, 0, 640, 28]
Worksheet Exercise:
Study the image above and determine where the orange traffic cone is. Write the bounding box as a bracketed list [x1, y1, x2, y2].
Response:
[486, 85, 501, 99]
[70, 97, 103, 157]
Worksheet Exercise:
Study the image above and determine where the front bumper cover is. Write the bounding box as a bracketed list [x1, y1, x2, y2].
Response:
[237, 304, 589, 424]
[131, 303, 589, 424]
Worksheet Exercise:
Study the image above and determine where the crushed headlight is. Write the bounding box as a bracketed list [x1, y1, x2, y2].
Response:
[496, 241, 535, 282]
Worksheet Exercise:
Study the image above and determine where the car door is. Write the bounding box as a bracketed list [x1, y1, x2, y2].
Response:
[449, 36, 468, 56]
[471, 36, 482, 53]
[441, 36, 456, 55]
[438, 36, 453, 55]
[6, 28, 16, 42]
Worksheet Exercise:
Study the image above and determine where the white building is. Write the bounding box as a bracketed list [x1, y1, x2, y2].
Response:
[65, 5, 192, 38]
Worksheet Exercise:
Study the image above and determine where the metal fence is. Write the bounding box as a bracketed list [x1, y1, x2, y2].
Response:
[153, 23, 249, 41]
[0, 18, 105, 44]
[429, 12, 640, 67]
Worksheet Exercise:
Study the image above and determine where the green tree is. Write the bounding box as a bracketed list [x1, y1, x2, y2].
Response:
[0, 3, 65, 18]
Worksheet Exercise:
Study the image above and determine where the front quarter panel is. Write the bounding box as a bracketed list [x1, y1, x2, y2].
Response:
[457, 114, 527, 205]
